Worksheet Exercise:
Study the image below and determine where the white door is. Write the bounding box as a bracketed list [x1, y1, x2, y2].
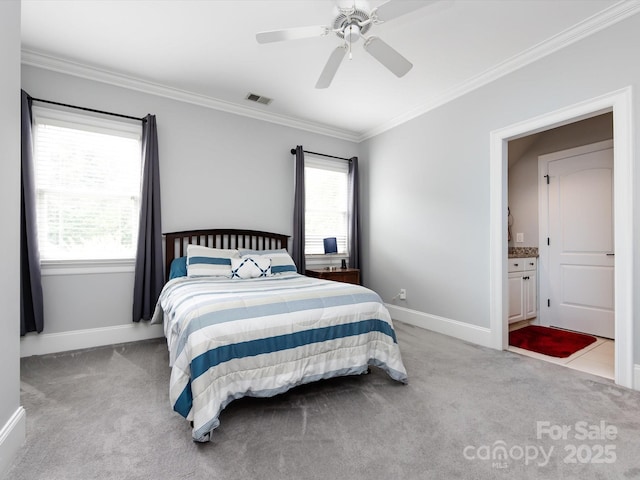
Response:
[542, 140, 614, 338]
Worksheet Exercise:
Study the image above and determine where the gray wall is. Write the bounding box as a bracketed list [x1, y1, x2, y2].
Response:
[21, 65, 359, 335]
[0, 0, 23, 473]
[361, 13, 640, 360]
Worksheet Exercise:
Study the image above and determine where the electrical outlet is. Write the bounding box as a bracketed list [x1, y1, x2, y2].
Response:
[399, 289, 407, 300]
[516, 232, 524, 243]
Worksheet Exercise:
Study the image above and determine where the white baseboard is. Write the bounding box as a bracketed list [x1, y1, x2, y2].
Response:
[20, 323, 164, 357]
[0, 407, 25, 477]
[388, 305, 640, 392]
[386, 304, 493, 349]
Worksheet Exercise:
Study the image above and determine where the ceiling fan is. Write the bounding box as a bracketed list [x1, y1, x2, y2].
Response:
[256, 1, 431, 89]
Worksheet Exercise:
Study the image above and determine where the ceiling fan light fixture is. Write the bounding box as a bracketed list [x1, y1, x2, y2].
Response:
[334, 9, 371, 39]
[343, 24, 360, 43]
[256, 0, 427, 88]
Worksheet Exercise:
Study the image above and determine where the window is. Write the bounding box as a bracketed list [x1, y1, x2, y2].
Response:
[304, 155, 349, 255]
[32, 107, 142, 263]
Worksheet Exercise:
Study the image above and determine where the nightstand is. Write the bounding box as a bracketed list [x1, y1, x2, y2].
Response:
[305, 268, 360, 285]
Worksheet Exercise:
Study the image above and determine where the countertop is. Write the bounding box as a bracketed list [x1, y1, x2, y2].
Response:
[508, 247, 539, 258]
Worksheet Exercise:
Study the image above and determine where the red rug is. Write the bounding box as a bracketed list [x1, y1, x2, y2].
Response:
[509, 325, 597, 358]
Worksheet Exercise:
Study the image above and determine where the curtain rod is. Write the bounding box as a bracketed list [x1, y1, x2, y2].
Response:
[31, 97, 146, 122]
[290, 148, 352, 162]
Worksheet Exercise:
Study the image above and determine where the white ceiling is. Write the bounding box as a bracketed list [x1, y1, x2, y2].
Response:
[20, 0, 634, 141]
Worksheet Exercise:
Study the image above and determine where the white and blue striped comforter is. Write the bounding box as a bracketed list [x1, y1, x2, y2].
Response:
[153, 273, 408, 442]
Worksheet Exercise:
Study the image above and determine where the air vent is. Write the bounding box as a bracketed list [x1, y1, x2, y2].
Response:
[245, 92, 273, 105]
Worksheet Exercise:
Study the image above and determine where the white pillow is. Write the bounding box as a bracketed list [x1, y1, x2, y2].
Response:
[230, 257, 272, 279]
[186, 245, 239, 278]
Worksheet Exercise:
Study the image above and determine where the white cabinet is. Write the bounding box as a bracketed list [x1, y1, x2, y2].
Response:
[508, 257, 537, 324]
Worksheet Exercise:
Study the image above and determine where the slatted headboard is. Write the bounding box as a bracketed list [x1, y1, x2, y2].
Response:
[164, 229, 290, 281]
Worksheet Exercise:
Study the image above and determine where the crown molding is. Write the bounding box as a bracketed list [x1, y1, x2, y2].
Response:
[21, 49, 361, 143]
[22, 1, 640, 144]
[358, 0, 640, 142]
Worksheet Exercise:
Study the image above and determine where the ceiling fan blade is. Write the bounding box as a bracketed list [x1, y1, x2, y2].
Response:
[256, 25, 328, 44]
[315, 45, 347, 89]
[363, 36, 413, 77]
[372, 0, 433, 23]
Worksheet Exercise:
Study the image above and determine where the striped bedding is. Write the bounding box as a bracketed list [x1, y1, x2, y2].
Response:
[152, 273, 408, 442]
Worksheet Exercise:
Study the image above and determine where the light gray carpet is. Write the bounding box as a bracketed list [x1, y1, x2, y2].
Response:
[5, 322, 640, 480]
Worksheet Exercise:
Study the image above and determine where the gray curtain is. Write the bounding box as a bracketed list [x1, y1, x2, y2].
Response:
[21, 90, 44, 335]
[132, 114, 163, 322]
[348, 156, 361, 271]
[292, 146, 306, 273]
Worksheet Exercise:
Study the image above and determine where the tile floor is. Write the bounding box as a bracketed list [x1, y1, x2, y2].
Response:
[508, 321, 614, 380]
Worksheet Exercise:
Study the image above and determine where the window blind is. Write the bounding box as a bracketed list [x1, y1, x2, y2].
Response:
[304, 155, 349, 255]
[32, 107, 142, 261]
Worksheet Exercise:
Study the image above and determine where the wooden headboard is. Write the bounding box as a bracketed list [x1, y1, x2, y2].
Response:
[164, 229, 290, 281]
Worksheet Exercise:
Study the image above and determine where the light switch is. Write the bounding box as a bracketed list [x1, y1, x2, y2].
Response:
[516, 233, 524, 243]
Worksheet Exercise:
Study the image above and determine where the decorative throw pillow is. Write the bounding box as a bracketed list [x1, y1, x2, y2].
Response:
[186, 245, 239, 278]
[230, 256, 272, 279]
[238, 248, 298, 275]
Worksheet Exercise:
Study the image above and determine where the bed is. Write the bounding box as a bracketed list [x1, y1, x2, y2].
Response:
[152, 229, 408, 442]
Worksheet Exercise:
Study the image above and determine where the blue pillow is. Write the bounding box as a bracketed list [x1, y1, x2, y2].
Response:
[169, 256, 188, 279]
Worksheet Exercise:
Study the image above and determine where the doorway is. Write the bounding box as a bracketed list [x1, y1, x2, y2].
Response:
[489, 87, 634, 389]
[507, 122, 614, 379]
